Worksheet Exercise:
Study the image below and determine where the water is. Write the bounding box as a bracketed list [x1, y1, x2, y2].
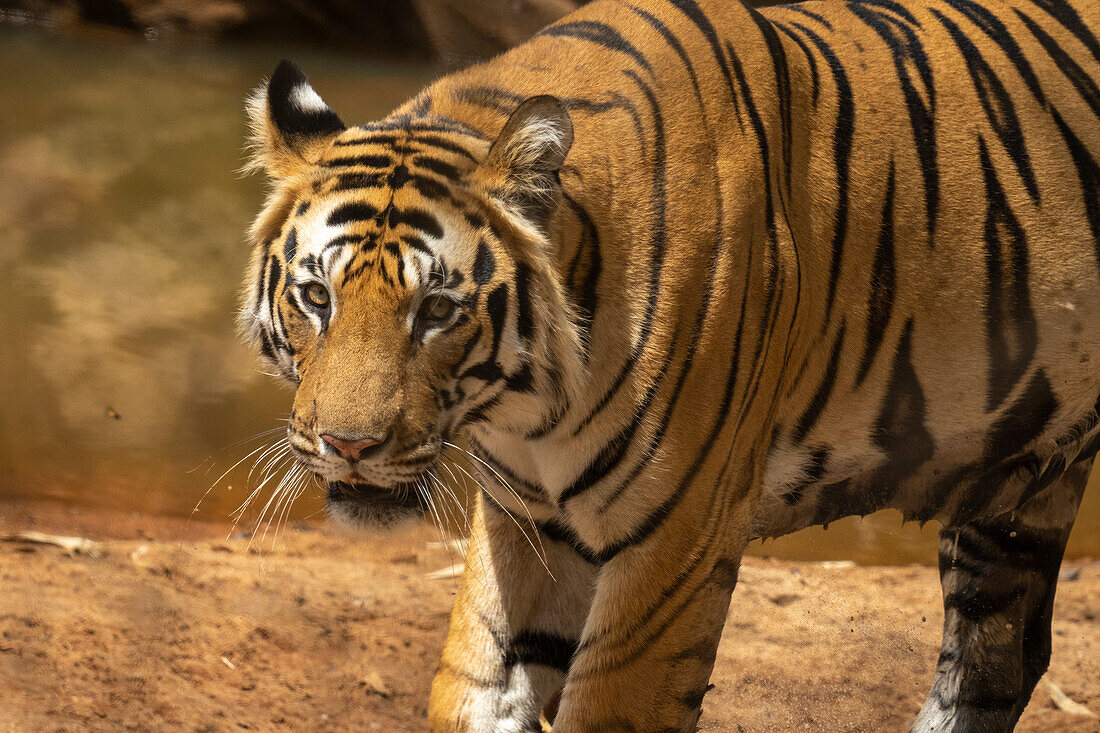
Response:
[1, 27, 1096, 563]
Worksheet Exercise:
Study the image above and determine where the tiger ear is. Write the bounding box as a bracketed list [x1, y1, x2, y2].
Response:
[245, 60, 345, 179]
[476, 95, 573, 226]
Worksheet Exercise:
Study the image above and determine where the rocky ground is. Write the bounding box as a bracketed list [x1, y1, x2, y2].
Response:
[0, 499, 1097, 732]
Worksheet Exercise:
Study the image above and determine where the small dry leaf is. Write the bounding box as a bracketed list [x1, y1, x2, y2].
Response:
[1, 531, 101, 558]
[360, 671, 391, 697]
[425, 563, 465, 580]
[1040, 676, 1097, 718]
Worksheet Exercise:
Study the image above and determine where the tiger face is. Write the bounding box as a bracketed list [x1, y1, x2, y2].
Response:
[241, 62, 576, 528]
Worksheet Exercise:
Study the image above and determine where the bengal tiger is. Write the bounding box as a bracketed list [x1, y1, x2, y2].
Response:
[239, 0, 1100, 729]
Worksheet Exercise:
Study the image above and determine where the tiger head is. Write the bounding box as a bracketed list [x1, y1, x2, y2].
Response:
[240, 61, 582, 528]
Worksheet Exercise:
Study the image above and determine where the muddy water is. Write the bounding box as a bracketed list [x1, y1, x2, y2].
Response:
[1, 28, 1096, 562]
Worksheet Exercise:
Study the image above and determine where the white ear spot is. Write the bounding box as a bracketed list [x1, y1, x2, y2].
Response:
[290, 83, 329, 114]
[479, 95, 573, 225]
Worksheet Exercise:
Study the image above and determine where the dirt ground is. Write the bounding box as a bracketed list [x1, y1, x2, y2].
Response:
[0, 500, 1096, 732]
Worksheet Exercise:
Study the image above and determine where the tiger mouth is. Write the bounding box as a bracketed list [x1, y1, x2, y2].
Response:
[326, 480, 427, 512]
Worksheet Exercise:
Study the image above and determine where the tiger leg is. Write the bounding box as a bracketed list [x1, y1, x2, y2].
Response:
[550, 485, 751, 732]
[429, 495, 595, 733]
[912, 458, 1091, 732]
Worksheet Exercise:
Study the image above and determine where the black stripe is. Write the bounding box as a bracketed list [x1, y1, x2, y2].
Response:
[465, 442, 547, 501]
[452, 85, 520, 114]
[411, 134, 478, 161]
[387, 207, 444, 239]
[1024, 0, 1100, 65]
[1048, 109, 1100, 269]
[519, 512, 602, 566]
[407, 175, 451, 202]
[539, 20, 653, 74]
[846, 3, 939, 237]
[750, 12, 794, 192]
[473, 240, 495, 285]
[561, 192, 601, 368]
[563, 332, 681, 507]
[514, 262, 534, 341]
[780, 4, 833, 31]
[413, 155, 463, 182]
[977, 138, 1037, 412]
[259, 329, 277, 362]
[669, 0, 744, 121]
[792, 22, 854, 322]
[591, 304, 748, 562]
[567, 0, 727, 484]
[932, 9, 1040, 203]
[451, 324, 483, 380]
[961, 518, 1066, 571]
[386, 164, 410, 190]
[266, 255, 292, 353]
[856, 161, 897, 385]
[400, 234, 433, 256]
[774, 21, 820, 107]
[328, 202, 380, 227]
[869, 319, 935, 499]
[504, 362, 535, 393]
[323, 154, 393, 169]
[593, 85, 733, 511]
[857, 0, 921, 27]
[570, 70, 667, 435]
[330, 172, 385, 192]
[459, 284, 509, 384]
[725, 38, 789, 433]
[943, 0, 1047, 108]
[793, 322, 846, 444]
[1014, 9, 1100, 121]
[944, 582, 1027, 621]
[988, 370, 1059, 465]
[503, 631, 576, 673]
[627, 5, 704, 101]
[322, 234, 363, 252]
[283, 227, 297, 264]
[464, 211, 486, 230]
[266, 255, 282, 324]
[332, 133, 397, 147]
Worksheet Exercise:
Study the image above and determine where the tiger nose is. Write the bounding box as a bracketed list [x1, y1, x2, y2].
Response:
[320, 433, 386, 461]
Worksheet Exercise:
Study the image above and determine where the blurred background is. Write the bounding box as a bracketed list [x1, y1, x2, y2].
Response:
[0, 0, 1096, 565]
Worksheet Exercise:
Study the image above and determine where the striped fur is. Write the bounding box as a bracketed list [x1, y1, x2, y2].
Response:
[240, 2, 1100, 730]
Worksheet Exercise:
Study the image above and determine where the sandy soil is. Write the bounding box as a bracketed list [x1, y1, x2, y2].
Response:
[0, 500, 1096, 732]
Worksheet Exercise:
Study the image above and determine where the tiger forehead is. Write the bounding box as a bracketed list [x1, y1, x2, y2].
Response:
[276, 130, 493, 279]
[290, 129, 487, 253]
[319, 127, 481, 191]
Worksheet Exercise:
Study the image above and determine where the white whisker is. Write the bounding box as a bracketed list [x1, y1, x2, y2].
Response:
[443, 442, 553, 579]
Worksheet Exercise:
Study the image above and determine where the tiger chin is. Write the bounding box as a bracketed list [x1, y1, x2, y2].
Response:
[239, 0, 1100, 730]
[324, 480, 428, 530]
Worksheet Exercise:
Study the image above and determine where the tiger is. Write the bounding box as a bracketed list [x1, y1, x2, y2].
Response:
[238, 0, 1100, 729]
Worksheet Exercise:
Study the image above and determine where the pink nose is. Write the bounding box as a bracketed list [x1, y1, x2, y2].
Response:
[320, 434, 384, 461]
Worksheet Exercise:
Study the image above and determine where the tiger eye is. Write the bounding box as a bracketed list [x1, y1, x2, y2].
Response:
[303, 283, 330, 309]
[419, 296, 456, 322]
